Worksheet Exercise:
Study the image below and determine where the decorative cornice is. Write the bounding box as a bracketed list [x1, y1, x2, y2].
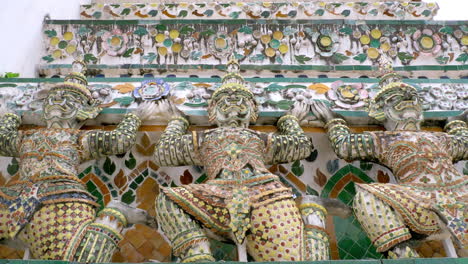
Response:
[41, 21, 468, 72]
[0, 78, 464, 126]
[80, 2, 438, 21]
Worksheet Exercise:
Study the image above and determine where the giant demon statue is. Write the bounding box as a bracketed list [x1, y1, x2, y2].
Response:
[152, 58, 331, 262]
[311, 57, 467, 258]
[0, 62, 156, 261]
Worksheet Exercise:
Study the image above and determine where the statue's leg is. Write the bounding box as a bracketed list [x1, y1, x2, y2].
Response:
[353, 189, 420, 258]
[299, 199, 330, 261]
[0, 207, 9, 238]
[17, 201, 128, 261]
[246, 198, 305, 261]
[155, 193, 214, 263]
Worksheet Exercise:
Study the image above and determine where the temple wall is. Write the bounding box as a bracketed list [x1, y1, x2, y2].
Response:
[0, 0, 466, 262]
[0, 0, 90, 77]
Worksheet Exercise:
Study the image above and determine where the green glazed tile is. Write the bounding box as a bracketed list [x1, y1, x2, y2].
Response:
[337, 190, 354, 205]
[382, 259, 416, 264]
[344, 182, 357, 195]
[338, 237, 355, 249]
[348, 243, 367, 259]
[415, 258, 460, 264]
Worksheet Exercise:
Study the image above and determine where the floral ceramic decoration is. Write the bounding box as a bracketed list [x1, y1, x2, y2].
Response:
[208, 32, 234, 59]
[43, 29, 78, 61]
[412, 29, 442, 56]
[80, 2, 439, 21]
[310, 29, 339, 57]
[133, 79, 171, 101]
[42, 22, 468, 67]
[102, 29, 128, 56]
[154, 29, 184, 57]
[326, 81, 369, 109]
[419, 83, 468, 110]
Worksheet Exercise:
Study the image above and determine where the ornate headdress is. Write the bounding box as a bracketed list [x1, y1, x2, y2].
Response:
[208, 55, 258, 123]
[368, 54, 418, 121]
[45, 61, 101, 122]
[50, 61, 94, 102]
[210, 57, 255, 101]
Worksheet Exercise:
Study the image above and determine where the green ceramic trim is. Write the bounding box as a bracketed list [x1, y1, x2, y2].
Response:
[102, 108, 131, 114]
[321, 165, 375, 198]
[423, 111, 464, 118]
[2, 78, 468, 84]
[38, 64, 468, 72]
[45, 19, 468, 26]
[15, 109, 463, 117]
[248, 110, 459, 118]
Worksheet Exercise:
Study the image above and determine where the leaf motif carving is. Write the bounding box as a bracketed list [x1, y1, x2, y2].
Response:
[314, 168, 327, 187]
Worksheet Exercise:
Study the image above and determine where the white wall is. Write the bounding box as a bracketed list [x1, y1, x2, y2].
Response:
[433, 0, 468, 21]
[0, 0, 90, 77]
[0, 0, 466, 78]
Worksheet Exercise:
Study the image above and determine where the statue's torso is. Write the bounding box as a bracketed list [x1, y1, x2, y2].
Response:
[197, 127, 271, 180]
[0, 128, 96, 202]
[370, 131, 464, 187]
[18, 128, 82, 182]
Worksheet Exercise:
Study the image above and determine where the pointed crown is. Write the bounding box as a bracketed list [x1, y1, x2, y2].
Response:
[211, 55, 254, 102]
[51, 61, 94, 102]
[368, 54, 418, 121]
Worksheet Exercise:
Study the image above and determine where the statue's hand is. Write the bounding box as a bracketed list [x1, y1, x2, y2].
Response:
[133, 100, 186, 122]
[310, 100, 336, 124]
[132, 101, 160, 121]
[287, 102, 309, 121]
[0, 103, 16, 118]
[447, 109, 467, 123]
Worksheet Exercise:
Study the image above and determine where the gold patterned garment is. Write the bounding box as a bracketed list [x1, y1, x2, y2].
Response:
[358, 131, 467, 242]
[326, 118, 467, 248]
[155, 115, 313, 245]
[0, 113, 140, 237]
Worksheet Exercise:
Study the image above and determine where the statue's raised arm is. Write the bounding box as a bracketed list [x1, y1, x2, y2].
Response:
[0, 111, 22, 157]
[153, 100, 201, 167]
[265, 102, 313, 164]
[311, 100, 377, 161]
[80, 112, 141, 160]
[444, 111, 468, 162]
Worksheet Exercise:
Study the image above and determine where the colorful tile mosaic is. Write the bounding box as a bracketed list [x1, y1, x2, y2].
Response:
[41, 21, 468, 68]
[80, 2, 439, 21]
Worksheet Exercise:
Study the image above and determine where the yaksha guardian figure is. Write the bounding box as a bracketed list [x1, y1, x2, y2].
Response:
[0, 62, 155, 261]
[153, 58, 329, 262]
[311, 57, 467, 258]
